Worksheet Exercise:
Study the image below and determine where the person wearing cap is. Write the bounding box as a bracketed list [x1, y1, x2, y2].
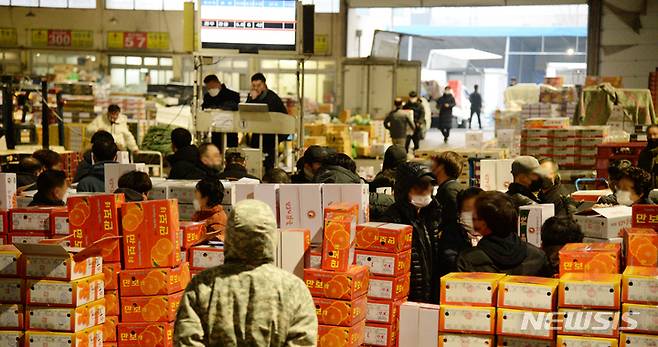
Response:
[506, 156, 545, 208]
[370, 145, 407, 193]
[291, 145, 328, 183]
[218, 150, 260, 181]
[384, 98, 415, 151]
[403, 91, 426, 151]
[538, 158, 577, 216]
[382, 162, 441, 303]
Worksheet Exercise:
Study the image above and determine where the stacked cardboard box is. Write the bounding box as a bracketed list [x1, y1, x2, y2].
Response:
[8, 206, 67, 245]
[0, 239, 108, 347]
[305, 202, 368, 347]
[0, 174, 16, 243]
[619, 266, 658, 345]
[303, 123, 353, 155]
[518, 204, 555, 248]
[521, 126, 610, 168]
[558, 243, 621, 276]
[497, 276, 559, 345]
[354, 222, 412, 346]
[117, 199, 185, 347]
[58, 151, 82, 184]
[478, 159, 514, 192]
[496, 129, 520, 157]
[574, 206, 631, 243]
[557, 273, 623, 346]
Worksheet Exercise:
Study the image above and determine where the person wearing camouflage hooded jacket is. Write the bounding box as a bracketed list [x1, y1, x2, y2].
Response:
[174, 199, 318, 346]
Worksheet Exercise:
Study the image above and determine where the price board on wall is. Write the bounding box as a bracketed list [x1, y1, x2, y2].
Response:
[31, 29, 94, 49]
[0, 28, 17, 46]
[107, 32, 170, 50]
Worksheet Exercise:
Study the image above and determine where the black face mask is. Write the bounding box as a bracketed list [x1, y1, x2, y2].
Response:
[648, 139, 658, 148]
[529, 179, 543, 192]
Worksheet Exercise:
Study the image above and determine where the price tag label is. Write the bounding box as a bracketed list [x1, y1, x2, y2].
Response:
[124, 32, 147, 49]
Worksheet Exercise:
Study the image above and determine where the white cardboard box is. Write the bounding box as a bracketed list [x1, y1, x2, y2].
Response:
[166, 180, 199, 204]
[573, 206, 632, 239]
[231, 183, 256, 205]
[254, 184, 279, 225]
[399, 302, 421, 347]
[479, 159, 513, 192]
[116, 151, 130, 164]
[519, 204, 554, 247]
[465, 131, 484, 148]
[0, 174, 16, 210]
[278, 184, 323, 243]
[103, 163, 146, 193]
[279, 229, 308, 279]
[321, 184, 370, 224]
[418, 304, 440, 347]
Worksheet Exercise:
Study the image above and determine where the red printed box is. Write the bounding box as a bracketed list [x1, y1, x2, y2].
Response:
[623, 228, 658, 267]
[0, 210, 8, 234]
[366, 298, 403, 324]
[314, 295, 367, 327]
[322, 212, 356, 272]
[10, 207, 66, 233]
[368, 274, 410, 301]
[632, 204, 658, 229]
[119, 262, 190, 297]
[179, 221, 205, 250]
[0, 245, 21, 277]
[122, 200, 181, 269]
[50, 210, 70, 236]
[318, 320, 365, 347]
[68, 194, 124, 261]
[0, 278, 24, 303]
[304, 266, 369, 300]
[355, 249, 411, 277]
[105, 290, 120, 316]
[104, 315, 119, 342]
[27, 273, 104, 307]
[559, 243, 621, 276]
[355, 223, 412, 253]
[0, 304, 23, 330]
[8, 232, 48, 245]
[103, 262, 121, 291]
[364, 323, 397, 347]
[117, 322, 174, 347]
[120, 292, 183, 323]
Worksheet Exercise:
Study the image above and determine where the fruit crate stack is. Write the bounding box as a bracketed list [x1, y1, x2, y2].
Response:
[521, 125, 609, 169]
[304, 202, 369, 347]
[354, 222, 412, 347]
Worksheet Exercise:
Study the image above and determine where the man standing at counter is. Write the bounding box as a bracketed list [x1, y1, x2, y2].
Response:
[202, 74, 241, 149]
[246, 72, 288, 170]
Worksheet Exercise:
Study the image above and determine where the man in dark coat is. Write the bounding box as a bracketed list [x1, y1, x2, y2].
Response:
[246, 72, 288, 170]
[30, 170, 67, 207]
[291, 146, 328, 184]
[77, 140, 118, 193]
[456, 191, 552, 276]
[382, 162, 441, 303]
[638, 124, 658, 186]
[506, 156, 544, 209]
[16, 157, 43, 191]
[202, 74, 241, 149]
[370, 145, 407, 193]
[436, 86, 456, 143]
[431, 151, 465, 236]
[468, 84, 482, 129]
[166, 128, 207, 180]
[402, 91, 425, 151]
[218, 151, 260, 182]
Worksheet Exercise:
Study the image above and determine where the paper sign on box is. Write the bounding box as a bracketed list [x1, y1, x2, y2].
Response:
[519, 204, 554, 247]
[279, 184, 323, 243]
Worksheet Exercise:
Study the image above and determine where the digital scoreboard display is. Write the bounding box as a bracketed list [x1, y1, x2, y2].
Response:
[200, 0, 297, 51]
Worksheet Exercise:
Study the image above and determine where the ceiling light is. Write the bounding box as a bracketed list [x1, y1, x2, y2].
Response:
[566, 48, 575, 55]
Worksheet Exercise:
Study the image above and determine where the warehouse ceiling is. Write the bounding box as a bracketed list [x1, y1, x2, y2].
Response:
[347, 0, 587, 7]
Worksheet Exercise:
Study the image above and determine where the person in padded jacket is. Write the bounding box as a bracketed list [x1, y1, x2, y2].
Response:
[382, 162, 441, 304]
[456, 191, 552, 276]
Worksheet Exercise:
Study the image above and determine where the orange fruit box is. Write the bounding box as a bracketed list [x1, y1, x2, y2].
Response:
[622, 266, 658, 305]
[318, 320, 366, 347]
[440, 334, 494, 347]
[26, 298, 105, 332]
[556, 335, 618, 347]
[623, 228, 658, 267]
[314, 295, 367, 327]
[496, 308, 555, 340]
[366, 298, 404, 325]
[67, 194, 124, 262]
[104, 316, 119, 342]
[440, 272, 506, 307]
[558, 242, 621, 276]
[631, 204, 658, 229]
[354, 249, 411, 278]
[119, 262, 191, 297]
[304, 265, 369, 300]
[364, 322, 398, 347]
[619, 332, 658, 346]
[0, 245, 21, 277]
[559, 273, 622, 310]
[25, 326, 101, 347]
[0, 304, 23, 330]
[355, 223, 412, 253]
[26, 273, 104, 307]
[439, 305, 496, 334]
[321, 214, 356, 272]
[121, 199, 181, 269]
[103, 262, 121, 291]
[117, 322, 174, 347]
[105, 290, 120, 316]
[324, 202, 359, 221]
[179, 221, 206, 250]
[120, 292, 184, 323]
[497, 276, 559, 312]
[557, 309, 620, 338]
[368, 274, 410, 301]
[621, 303, 658, 334]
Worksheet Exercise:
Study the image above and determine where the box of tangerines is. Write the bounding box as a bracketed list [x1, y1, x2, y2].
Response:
[26, 273, 104, 307]
[121, 199, 181, 270]
[313, 294, 367, 327]
[67, 194, 124, 261]
[355, 223, 412, 253]
[104, 315, 119, 342]
[622, 227, 658, 267]
[321, 203, 358, 273]
[558, 242, 621, 276]
[318, 320, 366, 347]
[119, 262, 191, 297]
[120, 292, 183, 323]
[117, 322, 174, 347]
[304, 265, 369, 300]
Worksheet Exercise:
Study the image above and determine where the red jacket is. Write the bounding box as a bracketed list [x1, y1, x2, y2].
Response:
[192, 204, 228, 241]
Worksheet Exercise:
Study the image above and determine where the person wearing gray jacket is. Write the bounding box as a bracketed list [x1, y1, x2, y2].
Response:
[384, 98, 415, 152]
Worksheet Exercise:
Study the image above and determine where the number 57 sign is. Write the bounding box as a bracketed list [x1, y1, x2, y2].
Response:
[107, 31, 169, 50]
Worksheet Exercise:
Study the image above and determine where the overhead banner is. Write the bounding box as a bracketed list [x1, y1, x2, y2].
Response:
[0, 28, 17, 47]
[31, 29, 94, 48]
[107, 31, 170, 50]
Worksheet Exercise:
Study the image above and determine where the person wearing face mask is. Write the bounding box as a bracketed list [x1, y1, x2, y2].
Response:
[202, 74, 241, 149]
[192, 178, 228, 240]
[29, 170, 68, 207]
[506, 156, 546, 209]
[456, 191, 552, 276]
[291, 146, 328, 184]
[437, 187, 483, 277]
[403, 91, 426, 152]
[382, 162, 441, 303]
[614, 166, 653, 206]
[432, 151, 465, 237]
[198, 143, 223, 179]
[638, 124, 658, 183]
[538, 158, 577, 216]
[597, 159, 633, 205]
[436, 86, 456, 144]
[87, 104, 139, 154]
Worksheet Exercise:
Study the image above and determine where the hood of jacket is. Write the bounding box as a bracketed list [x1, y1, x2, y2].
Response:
[314, 165, 361, 184]
[382, 145, 407, 171]
[224, 200, 277, 266]
[113, 188, 144, 202]
[477, 232, 528, 268]
[167, 145, 201, 165]
[394, 162, 436, 203]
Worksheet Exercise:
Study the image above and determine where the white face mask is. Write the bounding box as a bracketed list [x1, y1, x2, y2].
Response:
[460, 212, 474, 231]
[615, 190, 634, 206]
[410, 194, 432, 208]
[208, 88, 220, 97]
[193, 199, 201, 211]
